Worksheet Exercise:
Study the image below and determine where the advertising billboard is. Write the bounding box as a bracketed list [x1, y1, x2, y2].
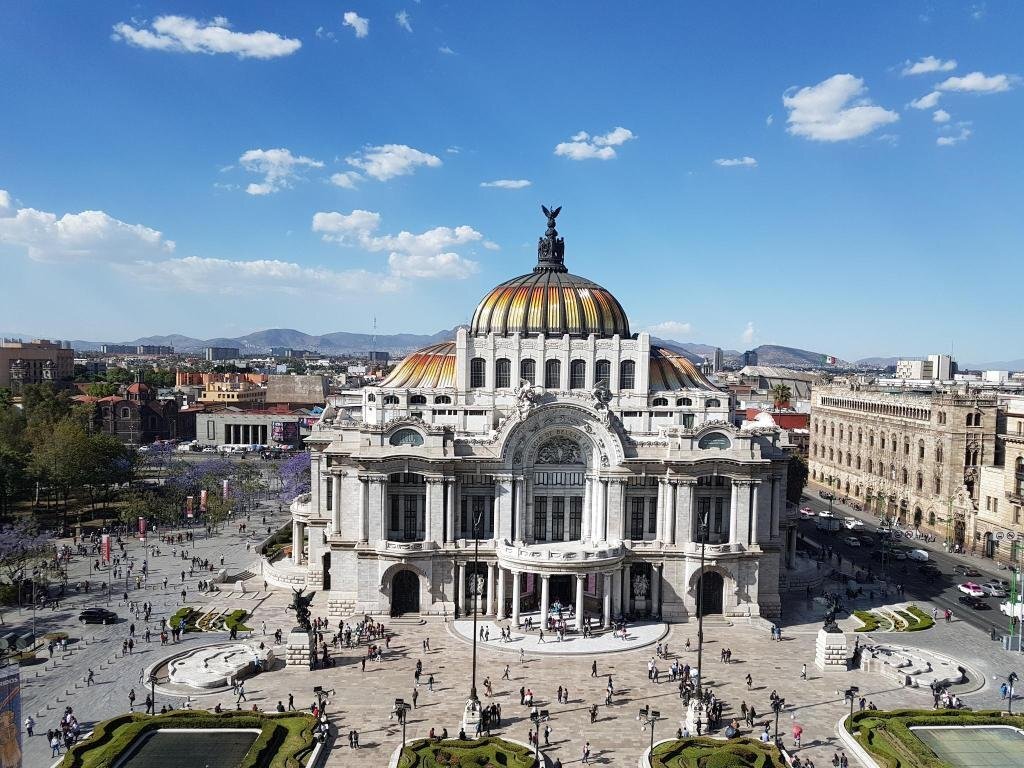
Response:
[0, 666, 22, 768]
[186, 495, 194, 518]
[199, 489, 208, 513]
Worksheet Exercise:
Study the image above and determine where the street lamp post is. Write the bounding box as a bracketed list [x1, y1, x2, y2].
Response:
[149, 672, 157, 715]
[530, 708, 549, 763]
[844, 686, 859, 726]
[695, 509, 709, 700]
[463, 506, 485, 734]
[394, 698, 411, 749]
[638, 705, 661, 756]
[772, 697, 786, 746]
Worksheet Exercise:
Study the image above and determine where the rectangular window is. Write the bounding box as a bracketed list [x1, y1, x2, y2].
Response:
[403, 495, 418, 541]
[1014, 507, 1021, 524]
[471, 496, 486, 537]
[569, 496, 582, 540]
[682, 414, 694, 429]
[714, 496, 724, 534]
[630, 497, 645, 539]
[460, 498, 468, 538]
[551, 497, 565, 541]
[325, 477, 333, 511]
[533, 497, 547, 541]
[207, 419, 215, 439]
[544, 359, 561, 389]
[390, 495, 400, 533]
[648, 497, 658, 534]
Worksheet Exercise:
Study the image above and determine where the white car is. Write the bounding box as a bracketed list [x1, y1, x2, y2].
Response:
[958, 582, 985, 598]
[843, 536, 861, 547]
[799, 507, 816, 518]
[981, 583, 1007, 597]
[818, 510, 835, 518]
[906, 549, 929, 562]
[844, 517, 864, 529]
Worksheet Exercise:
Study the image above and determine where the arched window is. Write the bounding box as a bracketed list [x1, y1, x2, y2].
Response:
[121, 407, 130, 418]
[839, 425, 844, 440]
[520, 358, 536, 386]
[846, 452, 852, 467]
[544, 359, 561, 389]
[934, 475, 941, 494]
[652, 397, 669, 407]
[676, 397, 693, 406]
[904, 438, 910, 455]
[916, 472, 923, 491]
[891, 433, 898, 452]
[389, 428, 424, 447]
[918, 439, 925, 459]
[705, 398, 721, 408]
[829, 448, 834, 461]
[569, 359, 586, 390]
[619, 360, 636, 390]
[595, 359, 611, 386]
[830, 422, 835, 438]
[966, 413, 973, 426]
[889, 464, 896, 481]
[382, 395, 400, 405]
[901, 468, 908, 484]
[495, 358, 511, 389]
[867, 459, 873, 474]
[857, 428, 862, 444]
[470, 357, 486, 388]
[880, 435, 886, 450]
[434, 395, 451, 404]
[928, 511, 936, 527]
[936, 444, 944, 463]
[856, 456, 862, 469]
[409, 395, 427, 405]
[367, 393, 376, 402]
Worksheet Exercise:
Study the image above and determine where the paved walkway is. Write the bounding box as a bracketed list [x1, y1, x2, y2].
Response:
[450, 614, 668, 655]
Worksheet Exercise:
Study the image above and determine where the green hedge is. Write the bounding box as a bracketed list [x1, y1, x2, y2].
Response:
[61, 710, 317, 768]
[397, 736, 537, 768]
[650, 737, 786, 768]
[904, 605, 935, 631]
[846, 709, 1023, 768]
[169, 607, 199, 632]
[224, 609, 252, 633]
[854, 610, 881, 632]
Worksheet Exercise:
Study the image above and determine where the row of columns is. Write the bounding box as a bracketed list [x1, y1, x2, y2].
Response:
[291, 520, 307, 565]
[225, 423, 268, 445]
[458, 563, 663, 630]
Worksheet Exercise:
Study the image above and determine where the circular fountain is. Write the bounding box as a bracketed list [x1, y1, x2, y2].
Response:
[166, 643, 274, 690]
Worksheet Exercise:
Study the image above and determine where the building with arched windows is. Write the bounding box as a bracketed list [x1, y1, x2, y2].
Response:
[280, 210, 796, 622]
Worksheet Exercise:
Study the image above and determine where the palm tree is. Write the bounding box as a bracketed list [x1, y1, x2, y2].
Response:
[770, 384, 792, 410]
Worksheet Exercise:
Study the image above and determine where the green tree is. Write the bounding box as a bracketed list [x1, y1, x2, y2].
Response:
[86, 381, 121, 398]
[770, 383, 792, 410]
[787, 453, 808, 505]
[29, 416, 91, 532]
[105, 367, 134, 385]
[21, 383, 72, 426]
[0, 446, 28, 519]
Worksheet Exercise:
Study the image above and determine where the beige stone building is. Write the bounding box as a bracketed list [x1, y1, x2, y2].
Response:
[976, 397, 1024, 566]
[0, 338, 74, 390]
[198, 379, 267, 408]
[808, 382, 1000, 549]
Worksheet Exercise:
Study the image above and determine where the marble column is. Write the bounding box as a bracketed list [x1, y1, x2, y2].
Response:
[666, 481, 678, 545]
[458, 562, 468, 615]
[574, 574, 586, 631]
[750, 481, 761, 544]
[729, 481, 740, 544]
[622, 562, 632, 615]
[581, 476, 592, 541]
[595, 479, 607, 542]
[514, 477, 526, 543]
[678, 481, 695, 544]
[486, 562, 495, 616]
[496, 476, 513, 542]
[358, 477, 368, 542]
[331, 472, 342, 533]
[424, 479, 434, 543]
[651, 563, 662, 618]
[496, 567, 506, 620]
[446, 479, 457, 543]
[602, 572, 612, 629]
[291, 520, 301, 565]
[539, 574, 550, 628]
[658, 479, 670, 543]
[511, 571, 521, 627]
[611, 568, 622, 616]
[772, 475, 783, 539]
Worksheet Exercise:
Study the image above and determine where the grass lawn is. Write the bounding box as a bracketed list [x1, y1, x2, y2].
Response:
[649, 737, 786, 768]
[397, 736, 537, 768]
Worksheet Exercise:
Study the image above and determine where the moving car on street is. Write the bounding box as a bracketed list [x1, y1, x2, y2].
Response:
[981, 582, 1008, 597]
[78, 608, 118, 625]
[957, 582, 985, 597]
[800, 507, 816, 518]
[958, 595, 990, 610]
[843, 536, 861, 547]
[907, 549, 929, 562]
[953, 565, 982, 577]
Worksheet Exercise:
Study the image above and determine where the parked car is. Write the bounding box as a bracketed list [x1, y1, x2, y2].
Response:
[201, 446, 218, 453]
[986, 579, 1010, 590]
[819, 491, 835, 500]
[918, 563, 941, 576]
[958, 582, 985, 597]
[844, 517, 864, 529]
[953, 565, 982, 577]
[888, 548, 908, 561]
[906, 549, 929, 562]
[818, 510, 835, 518]
[79, 608, 118, 625]
[958, 595, 990, 610]
[981, 583, 1008, 597]
[799, 507, 816, 518]
[859, 535, 876, 546]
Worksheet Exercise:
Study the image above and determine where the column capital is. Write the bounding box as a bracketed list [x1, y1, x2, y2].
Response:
[576, 572, 588, 581]
[367, 475, 387, 485]
[539, 572, 550, 581]
[674, 478, 698, 487]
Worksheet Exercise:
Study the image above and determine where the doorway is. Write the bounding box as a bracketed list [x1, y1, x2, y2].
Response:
[550, 574, 573, 606]
[392, 570, 420, 615]
[321, 552, 331, 590]
[696, 571, 724, 616]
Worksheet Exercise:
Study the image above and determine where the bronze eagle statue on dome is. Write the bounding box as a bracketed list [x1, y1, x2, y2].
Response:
[541, 204, 561, 230]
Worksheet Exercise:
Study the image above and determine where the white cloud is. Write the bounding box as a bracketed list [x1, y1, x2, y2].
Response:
[439, 45, 456, 55]
[239, 148, 324, 195]
[446, 146, 461, 154]
[647, 321, 692, 338]
[329, 171, 362, 189]
[714, 156, 757, 167]
[0, 198, 175, 263]
[901, 56, 957, 76]
[937, 71, 1014, 93]
[909, 91, 942, 110]
[972, 3, 987, 20]
[342, 11, 369, 38]
[554, 126, 636, 160]
[741, 321, 756, 345]
[937, 126, 972, 146]
[783, 74, 899, 142]
[312, 209, 485, 279]
[396, 11, 412, 32]
[129, 256, 400, 294]
[765, 114, 774, 126]
[480, 179, 532, 189]
[345, 144, 441, 181]
[315, 26, 336, 42]
[111, 15, 301, 59]
[932, 109, 951, 123]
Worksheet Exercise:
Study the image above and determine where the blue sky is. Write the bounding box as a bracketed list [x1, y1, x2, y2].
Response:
[1, 2, 1021, 363]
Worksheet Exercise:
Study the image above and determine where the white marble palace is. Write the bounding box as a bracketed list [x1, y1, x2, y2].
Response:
[283, 208, 797, 624]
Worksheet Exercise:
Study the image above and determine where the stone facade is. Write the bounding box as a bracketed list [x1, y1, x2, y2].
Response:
[285, 213, 798, 622]
[809, 382, 999, 549]
[974, 398, 1024, 567]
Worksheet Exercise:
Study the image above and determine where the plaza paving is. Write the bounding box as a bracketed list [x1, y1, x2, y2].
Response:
[450, 614, 668, 655]
[8, 496, 1019, 768]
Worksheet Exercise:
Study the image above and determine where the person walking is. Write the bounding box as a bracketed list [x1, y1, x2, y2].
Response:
[746, 673, 753, 689]
[24, 715, 34, 737]
[412, 687, 419, 708]
[582, 741, 591, 764]
[128, 688, 136, 710]
[502, 664, 511, 680]
[288, 693, 295, 711]
[237, 682, 247, 703]
[801, 664, 807, 680]
[591, 659, 598, 677]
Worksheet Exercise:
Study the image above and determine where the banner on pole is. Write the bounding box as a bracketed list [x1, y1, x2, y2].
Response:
[186, 495, 194, 518]
[199, 489, 208, 513]
[101, 533, 111, 563]
[138, 516, 146, 541]
[222, 479, 229, 500]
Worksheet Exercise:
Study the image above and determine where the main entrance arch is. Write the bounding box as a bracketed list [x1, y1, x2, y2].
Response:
[391, 569, 420, 615]
[696, 571, 724, 616]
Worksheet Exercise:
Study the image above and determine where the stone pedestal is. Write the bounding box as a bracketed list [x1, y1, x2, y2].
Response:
[462, 698, 482, 738]
[285, 628, 314, 669]
[814, 627, 849, 671]
[683, 699, 704, 735]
